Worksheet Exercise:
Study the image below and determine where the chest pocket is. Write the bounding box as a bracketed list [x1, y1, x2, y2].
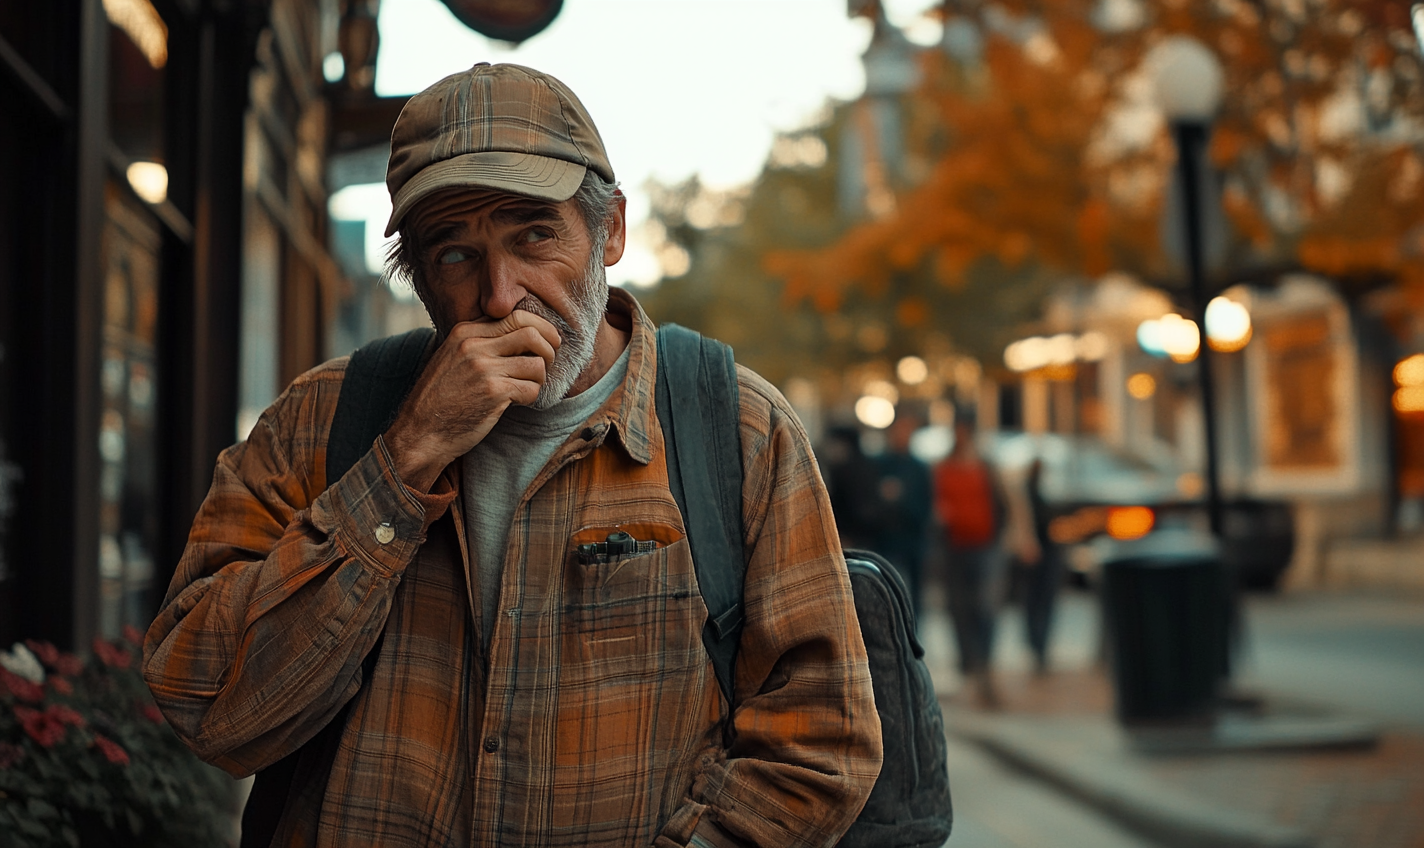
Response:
[561, 533, 705, 676]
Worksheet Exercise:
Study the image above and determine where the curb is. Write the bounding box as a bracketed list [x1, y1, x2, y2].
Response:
[949, 715, 1314, 848]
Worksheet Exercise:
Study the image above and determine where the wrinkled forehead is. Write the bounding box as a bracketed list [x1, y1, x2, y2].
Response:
[405, 188, 574, 238]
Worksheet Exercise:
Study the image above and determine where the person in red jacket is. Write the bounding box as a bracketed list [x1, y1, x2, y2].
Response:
[933, 414, 1005, 708]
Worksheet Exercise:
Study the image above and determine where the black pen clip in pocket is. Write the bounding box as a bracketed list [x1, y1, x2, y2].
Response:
[575, 531, 659, 565]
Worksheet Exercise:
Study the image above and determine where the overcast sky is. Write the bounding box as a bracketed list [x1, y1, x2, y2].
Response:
[332, 0, 940, 287]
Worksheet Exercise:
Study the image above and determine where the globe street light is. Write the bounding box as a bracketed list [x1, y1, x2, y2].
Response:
[1150, 35, 1226, 536]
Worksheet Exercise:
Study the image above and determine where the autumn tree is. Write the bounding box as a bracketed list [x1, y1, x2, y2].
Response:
[639, 102, 1056, 389]
[767, 0, 1424, 338]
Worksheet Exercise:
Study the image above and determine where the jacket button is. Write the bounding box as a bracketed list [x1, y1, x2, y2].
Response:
[580, 427, 596, 441]
[483, 736, 500, 753]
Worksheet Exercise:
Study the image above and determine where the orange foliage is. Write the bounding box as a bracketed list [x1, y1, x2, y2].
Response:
[769, 0, 1424, 319]
[896, 297, 931, 327]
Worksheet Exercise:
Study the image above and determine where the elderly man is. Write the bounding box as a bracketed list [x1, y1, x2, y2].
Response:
[144, 63, 881, 847]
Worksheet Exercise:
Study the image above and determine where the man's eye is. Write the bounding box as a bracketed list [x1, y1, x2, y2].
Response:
[522, 229, 552, 244]
[438, 249, 470, 265]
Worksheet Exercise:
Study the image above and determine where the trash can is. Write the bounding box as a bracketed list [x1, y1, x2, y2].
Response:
[1100, 531, 1232, 725]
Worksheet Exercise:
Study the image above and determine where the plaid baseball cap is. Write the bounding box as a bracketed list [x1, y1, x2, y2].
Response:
[384, 62, 615, 236]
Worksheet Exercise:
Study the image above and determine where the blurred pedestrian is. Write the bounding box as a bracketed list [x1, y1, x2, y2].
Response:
[821, 424, 880, 551]
[865, 412, 933, 622]
[933, 415, 1005, 708]
[1009, 457, 1063, 675]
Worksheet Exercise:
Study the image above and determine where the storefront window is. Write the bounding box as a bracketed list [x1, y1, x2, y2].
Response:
[98, 187, 161, 638]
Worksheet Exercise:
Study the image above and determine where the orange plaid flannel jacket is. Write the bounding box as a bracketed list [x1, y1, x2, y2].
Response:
[143, 291, 882, 847]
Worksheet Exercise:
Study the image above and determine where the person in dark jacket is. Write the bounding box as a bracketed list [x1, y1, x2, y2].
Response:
[865, 412, 933, 623]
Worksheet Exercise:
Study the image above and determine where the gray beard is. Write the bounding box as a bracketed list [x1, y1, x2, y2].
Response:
[521, 250, 609, 410]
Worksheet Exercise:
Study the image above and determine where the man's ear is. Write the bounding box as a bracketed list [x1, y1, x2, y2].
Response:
[602, 190, 628, 266]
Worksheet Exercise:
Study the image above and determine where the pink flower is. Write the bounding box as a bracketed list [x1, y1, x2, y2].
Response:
[0, 667, 44, 703]
[23, 640, 60, 667]
[48, 676, 73, 696]
[93, 734, 130, 766]
[14, 706, 67, 748]
[46, 704, 85, 727]
[121, 625, 145, 647]
[54, 653, 83, 677]
[92, 638, 132, 670]
[140, 703, 165, 724]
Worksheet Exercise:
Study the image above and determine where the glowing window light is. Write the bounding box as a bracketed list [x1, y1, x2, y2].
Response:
[1205, 297, 1252, 352]
[897, 356, 929, 385]
[1075, 331, 1109, 361]
[1006, 332, 1114, 372]
[1004, 336, 1047, 372]
[126, 161, 168, 205]
[1045, 333, 1077, 365]
[1395, 386, 1424, 414]
[103, 0, 167, 69]
[1126, 372, 1157, 399]
[855, 395, 896, 429]
[1158, 314, 1200, 363]
[1394, 354, 1424, 388]
[1106, 506, 1155, 540]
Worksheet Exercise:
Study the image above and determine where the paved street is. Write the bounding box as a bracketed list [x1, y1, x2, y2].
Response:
[924, 584, 1424, 848]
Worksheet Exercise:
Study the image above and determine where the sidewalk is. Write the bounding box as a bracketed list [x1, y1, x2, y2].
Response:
[927, 598, 1424, 848]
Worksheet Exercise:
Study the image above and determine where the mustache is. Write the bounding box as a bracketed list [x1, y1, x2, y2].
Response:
[514, 295, 573, 339]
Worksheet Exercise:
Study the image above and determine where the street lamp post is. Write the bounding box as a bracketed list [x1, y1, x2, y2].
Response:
[1151, 37, 1226, 537]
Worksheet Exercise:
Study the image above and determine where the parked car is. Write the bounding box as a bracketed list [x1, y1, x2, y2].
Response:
[982, 432, 1294, 590]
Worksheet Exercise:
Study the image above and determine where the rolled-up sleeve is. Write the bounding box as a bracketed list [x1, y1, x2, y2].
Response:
[142, 364, 455, 777]
[674, 367, 883, 848]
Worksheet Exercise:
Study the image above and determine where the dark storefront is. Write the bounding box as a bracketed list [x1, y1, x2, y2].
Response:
[0, 0, 351, 649]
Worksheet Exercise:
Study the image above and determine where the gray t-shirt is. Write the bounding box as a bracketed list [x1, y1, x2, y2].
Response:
[462, 344, 631, 648]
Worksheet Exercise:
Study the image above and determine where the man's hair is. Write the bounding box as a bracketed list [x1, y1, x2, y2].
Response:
[384, 171, 620, 299]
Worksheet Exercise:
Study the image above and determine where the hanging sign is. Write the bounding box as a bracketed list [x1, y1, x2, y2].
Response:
[440, 0, 563, 44]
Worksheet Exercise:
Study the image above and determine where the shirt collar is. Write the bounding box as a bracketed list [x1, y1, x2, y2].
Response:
[596, 287, 656, 466]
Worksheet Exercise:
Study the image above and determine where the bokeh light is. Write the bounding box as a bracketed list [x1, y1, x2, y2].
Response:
[1394, 354, 1424, 388]
[1205, 297, 1252, 352]
[897, 355, 929, 385]
[125, 162, 168, 205]
[855, 395, 896, 429]
[1126, 372, 1157, 399]
[1395, 386, 1424, 414]
[1159, 314, 1201, 363]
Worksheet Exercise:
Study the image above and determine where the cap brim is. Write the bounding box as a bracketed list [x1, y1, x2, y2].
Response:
[385, 151, 587, 236]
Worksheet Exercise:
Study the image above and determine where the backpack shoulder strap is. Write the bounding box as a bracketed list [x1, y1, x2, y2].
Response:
[654, 323, 746, 712]
[327, 326, 436, 485]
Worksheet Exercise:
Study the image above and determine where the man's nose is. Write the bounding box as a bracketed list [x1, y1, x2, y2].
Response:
[480, 251, 526, 318]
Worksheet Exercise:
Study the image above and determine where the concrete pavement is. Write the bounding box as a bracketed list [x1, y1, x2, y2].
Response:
[924, 589, 1424, 848]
